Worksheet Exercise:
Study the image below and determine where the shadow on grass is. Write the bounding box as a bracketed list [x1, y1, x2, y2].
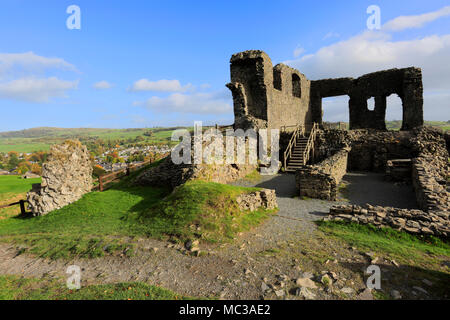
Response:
[338, 260, 450, 300]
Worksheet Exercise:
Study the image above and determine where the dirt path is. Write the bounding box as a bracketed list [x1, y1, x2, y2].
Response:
[0, 173, 447, 300]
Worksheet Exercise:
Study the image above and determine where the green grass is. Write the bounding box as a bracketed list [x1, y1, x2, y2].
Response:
[0, 185, 168, 259]
[0, 175, 41, 195]
[0, 176, 42, 218]
[317, 221, 450, 263]
[242, 169, 262, 182]
[0, 166, 275, 258]
[138, 180, 277, 243]
[0, 275, 192, 300]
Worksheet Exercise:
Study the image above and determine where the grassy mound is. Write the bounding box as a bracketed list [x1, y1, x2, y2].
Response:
[0, 275, 192, 300]
[0, 164, 276, 258]
[138, 180, 277, 243]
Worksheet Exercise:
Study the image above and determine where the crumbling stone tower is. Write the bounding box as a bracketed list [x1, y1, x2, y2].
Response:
[226, 50, 312, 131]
[227, 50, 424, 131]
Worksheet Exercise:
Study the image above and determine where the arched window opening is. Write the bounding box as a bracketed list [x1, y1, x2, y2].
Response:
[292, 74, 301, 98]
[367, 97, 375, 111]
[385, 94, 403, 130]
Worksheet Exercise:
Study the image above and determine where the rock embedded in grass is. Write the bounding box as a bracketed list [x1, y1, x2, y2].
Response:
[295, 277, 317, 289]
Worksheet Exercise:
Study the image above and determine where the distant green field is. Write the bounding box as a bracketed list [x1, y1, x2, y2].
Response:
[0, 127, 182, 153]
[0, 142, 51, 153]
[385, 120, 450, 131]
[0, 175, 41, 195]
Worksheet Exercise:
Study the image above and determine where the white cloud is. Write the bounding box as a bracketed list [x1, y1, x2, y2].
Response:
[293, 46, 305, 58]
[0, 52, 78, 103]
[93, 80, 113, 90]
[0, 77, 78, 102]
[0, 51, 77, 75]
[285, 6, 450, 120]
[383, 6, 450, 31]
[135, 90, 232, 115]
[323, 32, 340, 40]
[129, 79, 193, 92]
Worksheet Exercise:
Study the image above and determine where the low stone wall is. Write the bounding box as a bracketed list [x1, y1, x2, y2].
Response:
[135, 156, 257, 189]
[136, 134, 261, 189]
[410, 127, 449, 216]
[27, 140, 93, 216]
[385, 159, 412, 182]
[314, 129, 414, 172]
[236, 189, 277, 212]
[296, 148, 349, 201]
[325, 204, 449, 239]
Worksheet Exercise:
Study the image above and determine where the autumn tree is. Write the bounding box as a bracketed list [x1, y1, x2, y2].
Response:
[7, 151, 20, 170]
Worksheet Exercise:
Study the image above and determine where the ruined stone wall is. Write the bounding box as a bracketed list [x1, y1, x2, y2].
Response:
[295, 148, 350, 200]
[410, 127, 449, 216]
[326, 204, 449, 239]
[347, 130, 415, 172]
[228, 51, 423, 133]
[310, 68, 423, 131]
[27, 140, 93, 216]
[313, 129, 414, 172]
[135, 136, 258, 189]
[269, 64, 312, 129]
[135, 157, 257, 189]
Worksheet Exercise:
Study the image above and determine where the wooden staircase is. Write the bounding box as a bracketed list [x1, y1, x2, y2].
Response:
[283, 123, 319, 172]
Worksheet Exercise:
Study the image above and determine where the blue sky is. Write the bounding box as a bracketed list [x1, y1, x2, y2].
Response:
[0, 0, 449, 131]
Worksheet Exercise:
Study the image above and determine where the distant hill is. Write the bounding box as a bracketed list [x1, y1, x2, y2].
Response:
[0, 127, 185, 139]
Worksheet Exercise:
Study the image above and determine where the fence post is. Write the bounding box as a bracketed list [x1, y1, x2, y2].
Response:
[99, 175, 103, 192]
[19, 200, 26, 215]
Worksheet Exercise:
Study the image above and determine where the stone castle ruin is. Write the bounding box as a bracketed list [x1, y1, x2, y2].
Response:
[22, 50, 446, 239]
[227, 50, 448, 238]
[227, 50, 423, 131]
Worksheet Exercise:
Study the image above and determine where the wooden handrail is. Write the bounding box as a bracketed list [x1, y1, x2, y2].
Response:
[302, 123, 319, 165]
[283, 125, 305, 170]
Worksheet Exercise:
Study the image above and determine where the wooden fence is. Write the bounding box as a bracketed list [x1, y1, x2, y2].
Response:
[0, 199, 28, 215]
[92, 160, 153, 192]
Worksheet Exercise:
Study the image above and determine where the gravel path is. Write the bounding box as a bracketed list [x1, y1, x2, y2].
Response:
[231, 174, 341, 235]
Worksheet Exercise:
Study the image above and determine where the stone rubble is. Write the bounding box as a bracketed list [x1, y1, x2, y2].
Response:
[325, 204, 449, 239]
[236, 189, 277, 212]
